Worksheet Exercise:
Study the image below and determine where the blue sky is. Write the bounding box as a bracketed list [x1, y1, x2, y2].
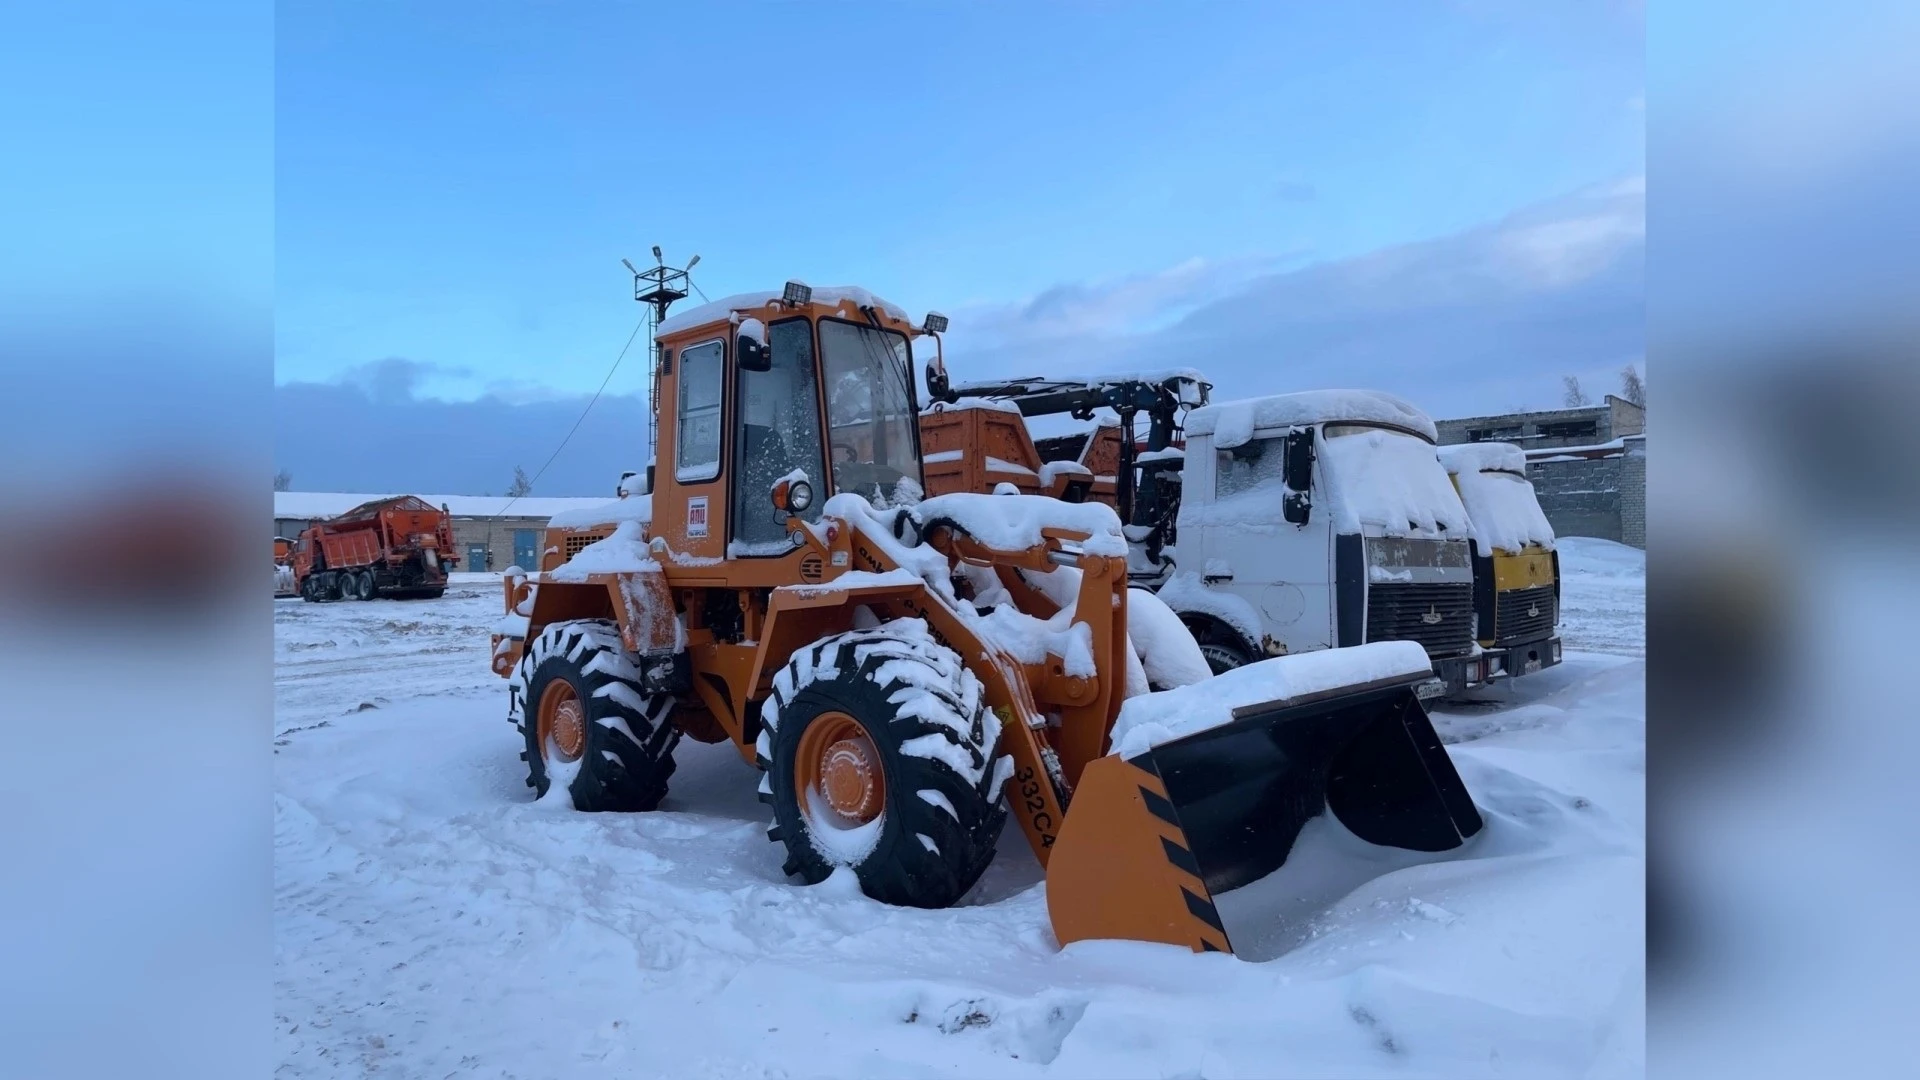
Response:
[276, 0, 1644, 494]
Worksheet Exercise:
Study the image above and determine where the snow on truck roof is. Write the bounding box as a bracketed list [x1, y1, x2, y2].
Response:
[274, 491, 614, 521]
[1187, 390, 1438, 446]
[655, 286, 913, 337]
[1437, 443, 1555, 553]
[1438, 442, 1528, 475]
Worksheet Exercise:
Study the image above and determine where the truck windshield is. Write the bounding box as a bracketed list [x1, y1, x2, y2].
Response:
[1324, 422, 1434, 444]
[818, 318, 923, 506]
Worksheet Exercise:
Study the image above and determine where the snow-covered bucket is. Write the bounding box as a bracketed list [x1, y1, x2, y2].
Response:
[1046, 641, 1486, 958]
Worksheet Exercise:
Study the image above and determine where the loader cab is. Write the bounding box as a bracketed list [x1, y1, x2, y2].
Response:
[647, 285, 930, 576]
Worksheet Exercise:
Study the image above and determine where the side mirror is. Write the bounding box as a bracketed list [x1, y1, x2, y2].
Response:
[738, 334, 771, 372]
[1282, 428, 1314, 525]
[618, 470, 637, 497]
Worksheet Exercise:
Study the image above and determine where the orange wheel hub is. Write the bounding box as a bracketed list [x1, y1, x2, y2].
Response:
[538, 679, 586, 763]
[795, 711, 885, 824]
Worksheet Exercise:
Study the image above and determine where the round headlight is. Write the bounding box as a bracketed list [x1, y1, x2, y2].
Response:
[788, 480, 814, 512]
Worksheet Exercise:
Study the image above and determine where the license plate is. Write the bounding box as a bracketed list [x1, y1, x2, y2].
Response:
[1415, 678, 1446, 700]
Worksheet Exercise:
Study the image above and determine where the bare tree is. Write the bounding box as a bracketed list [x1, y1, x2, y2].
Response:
[1620, 364, 1646, 408]
[506, 466, 534, 498]
[1563, 375, 1591, 408]
[273, 468, 293, 492]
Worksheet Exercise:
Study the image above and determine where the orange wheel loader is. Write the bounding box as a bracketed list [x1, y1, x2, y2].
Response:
[487, 281, 1484, 955]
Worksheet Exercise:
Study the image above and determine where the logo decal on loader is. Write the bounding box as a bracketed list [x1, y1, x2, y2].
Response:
[1421, 605, 1443, 625]
[687, 496, 709, 537]
[1527, 602, 1540, 619]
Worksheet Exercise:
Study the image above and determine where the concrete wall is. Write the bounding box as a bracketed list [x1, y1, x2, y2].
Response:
[1527, 457, 1626, 543]
[1618, 436, 1646, 549]
[450, 517, 554, 572]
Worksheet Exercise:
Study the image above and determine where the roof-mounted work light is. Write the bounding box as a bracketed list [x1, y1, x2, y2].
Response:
[783, 281, 813, 306]
[922, 311, 949, 334]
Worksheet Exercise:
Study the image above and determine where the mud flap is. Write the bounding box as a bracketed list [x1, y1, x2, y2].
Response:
[1046, 673, 1482, 956]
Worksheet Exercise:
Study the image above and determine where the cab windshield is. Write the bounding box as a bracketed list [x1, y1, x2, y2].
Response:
[1324, 421, 1435, 444]
[818, 318, 923, 506]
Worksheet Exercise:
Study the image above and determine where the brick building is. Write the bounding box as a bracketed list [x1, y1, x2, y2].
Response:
[274, 491, 614, 572]
[1435, 395, 1645, 449]
[1436, 396, 1646, 549]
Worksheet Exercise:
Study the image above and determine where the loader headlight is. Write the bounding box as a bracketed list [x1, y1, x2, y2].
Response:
[787, 480, 814, 512]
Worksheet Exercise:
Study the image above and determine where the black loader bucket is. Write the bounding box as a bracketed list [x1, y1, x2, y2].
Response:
[1047, 669, 1483, 958]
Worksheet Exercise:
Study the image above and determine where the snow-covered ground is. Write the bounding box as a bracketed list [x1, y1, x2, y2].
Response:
[275, 548, 1645, 1078]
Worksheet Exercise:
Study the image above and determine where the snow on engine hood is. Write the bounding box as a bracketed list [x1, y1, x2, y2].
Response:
[913, 492, 1128, 557]
[1319, 428, 1470, 540]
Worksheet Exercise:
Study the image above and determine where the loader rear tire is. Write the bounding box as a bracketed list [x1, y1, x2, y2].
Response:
[758, 623, 1008, 909]
[509, 618, 681, 812]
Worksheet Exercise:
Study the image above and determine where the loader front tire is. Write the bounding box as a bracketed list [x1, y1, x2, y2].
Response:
[509, 618, 681, 812]
[758, 623, 1008, 909]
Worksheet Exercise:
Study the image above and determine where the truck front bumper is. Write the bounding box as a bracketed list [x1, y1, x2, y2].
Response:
[1432, 636, 1563, 697]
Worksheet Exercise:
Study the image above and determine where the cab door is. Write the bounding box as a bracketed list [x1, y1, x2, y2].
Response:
[1190, 431, 1335, 655]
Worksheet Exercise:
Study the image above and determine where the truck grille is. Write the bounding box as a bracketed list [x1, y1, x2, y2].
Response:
[1367, 582, 1473, 657]
[1494, 584, 1556, 645]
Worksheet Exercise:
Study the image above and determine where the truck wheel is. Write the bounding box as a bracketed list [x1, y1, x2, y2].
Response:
[1181, 616, 1252, 675]
[758, 622, 1009, 909]
[355, 570, 377, 600]
[509, 618, 680, 812]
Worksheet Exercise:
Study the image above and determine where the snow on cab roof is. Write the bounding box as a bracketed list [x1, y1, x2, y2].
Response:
[274, 491, 615, 521]
[655, 286, 912, 337]
[1438, 442, 1528, 475]
[1187, 389, 1438, 446]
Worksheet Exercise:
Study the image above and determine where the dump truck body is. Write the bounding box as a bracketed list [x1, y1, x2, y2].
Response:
[291, 495, 458, 602]
[488, 282, 1483, 957]
[1166, 390, 1501, 697]
[1438, 442, 1564, 684]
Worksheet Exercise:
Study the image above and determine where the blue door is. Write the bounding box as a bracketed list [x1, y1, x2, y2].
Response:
[513, 529, 538, 571]
[467, 544, 487, 572]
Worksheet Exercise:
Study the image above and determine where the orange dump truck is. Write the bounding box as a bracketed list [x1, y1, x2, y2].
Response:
[290, 495, 458, 602]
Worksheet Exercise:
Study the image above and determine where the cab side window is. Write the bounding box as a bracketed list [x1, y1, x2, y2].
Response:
[676, 339, 725, 483]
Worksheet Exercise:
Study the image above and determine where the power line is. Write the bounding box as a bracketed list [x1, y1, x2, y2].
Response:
[490, 313, 649, 520]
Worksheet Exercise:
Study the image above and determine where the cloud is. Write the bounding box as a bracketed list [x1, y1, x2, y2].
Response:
[940, 178, 1644, 419]
[1273, 179, 1318, 202]
[949, 252, 1309, 355]
[277, 180, 1646, 492]
[334, 357, 472, 405]
[275, 369, 650, 496]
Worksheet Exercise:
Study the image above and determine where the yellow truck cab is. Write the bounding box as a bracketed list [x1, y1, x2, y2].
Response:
[1437, 442, 1563, 686]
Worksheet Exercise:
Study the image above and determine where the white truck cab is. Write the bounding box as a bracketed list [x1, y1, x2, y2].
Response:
[1160, 390, 1497, 697]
